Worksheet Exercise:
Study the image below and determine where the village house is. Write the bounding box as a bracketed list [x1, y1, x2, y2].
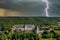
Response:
[12, 24, 24, 32]
[12, 24, 45, 34]
[25, 24, 35, 31]
[12, 24, 35, 32]
[34, 26, 44, 34]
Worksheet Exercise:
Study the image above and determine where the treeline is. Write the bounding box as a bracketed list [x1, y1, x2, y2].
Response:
[0, 17, 58, 25]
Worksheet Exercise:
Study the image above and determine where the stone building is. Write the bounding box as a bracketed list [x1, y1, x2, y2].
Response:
[12, 24, 35, 32]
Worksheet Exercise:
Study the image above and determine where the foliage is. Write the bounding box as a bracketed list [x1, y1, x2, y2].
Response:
[0, 17, 60, 40]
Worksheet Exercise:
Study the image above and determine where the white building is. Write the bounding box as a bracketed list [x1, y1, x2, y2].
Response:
[12, 24, 35, 32]
[25, 24, 35, 31]
[12, 24, 24, 32]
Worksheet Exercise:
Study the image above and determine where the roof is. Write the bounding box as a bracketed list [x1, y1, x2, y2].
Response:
[12, 24, 35, 28]
[25, 24, 35, 28]
[12, 24, 24, 28]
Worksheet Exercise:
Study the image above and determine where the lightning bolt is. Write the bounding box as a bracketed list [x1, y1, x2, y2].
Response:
[42, 0, 49, 17]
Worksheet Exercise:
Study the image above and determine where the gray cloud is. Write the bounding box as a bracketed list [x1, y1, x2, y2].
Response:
[0, 0, 60, 17]
[6, 0, 46, 16]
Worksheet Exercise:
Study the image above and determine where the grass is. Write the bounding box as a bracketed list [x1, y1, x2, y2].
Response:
[54, 30, 60, 36]
[39, 38, 56, 40]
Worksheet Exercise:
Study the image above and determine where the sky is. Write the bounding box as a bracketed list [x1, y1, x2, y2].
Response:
[0, 0, 60, 17]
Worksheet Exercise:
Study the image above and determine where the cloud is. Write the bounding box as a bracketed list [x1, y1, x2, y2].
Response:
[5, 0, 45, 16]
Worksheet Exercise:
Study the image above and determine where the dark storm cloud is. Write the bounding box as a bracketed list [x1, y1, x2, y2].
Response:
[6, 0, 46, 16]
[48, 0, 60, 17]
[0, 0, 60, 17]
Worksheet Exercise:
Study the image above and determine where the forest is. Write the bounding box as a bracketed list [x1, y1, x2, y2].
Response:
[0, 17, 60, 40]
